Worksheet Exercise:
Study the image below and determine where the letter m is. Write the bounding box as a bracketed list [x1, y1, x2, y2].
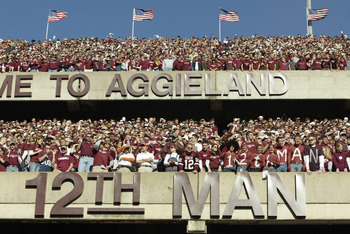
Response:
[173, 173, 219, 218]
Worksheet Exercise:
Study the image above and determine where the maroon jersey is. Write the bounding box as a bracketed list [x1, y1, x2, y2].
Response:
[241, 59, 251, 70]
[251, 59, 260, 70]
[182, 61, 191, 71]
[0, 155, 7, 171]
[39, 61, 49, 72]
[322, 58, 330, 69]
[173, 60, 183, 71]
[93, 149, 113, 167]
[280, 62, 289, 70]
[139, 60, 149, 70]
[237, 151, 251, 166]
[221, 151, 237, 168]
[151, 144, 163, 161]
[267, 59, 276, 70]
[249, 153, 265, 169]
[75, 61, 84, 71]
[264, 152, 280, 168]
[245, 141, 257, 154]
[29, 145, 42, 163]
[338, 60, 347, 70]
[209, 153, 220, 168]
[303, 145, 324, 171]
[80, 142, 94, 156]
[312, 59, 323, 70]
[226, 59, 235, 70]
[178, 151, 199, 172]
[332, 152, 348, 171]
[71, 152, 80, 170]
[275, 145, 290, 164]
[56, 154, 74, 172]
[6, 150, 19, 166]
[198, 149, 211, 168]
[289, 144, 304, 164]
[84, 60, 92, 70]
[48, 60, 60, 70]
[235, 59, 243, 70]
[296, 60, 307, 70]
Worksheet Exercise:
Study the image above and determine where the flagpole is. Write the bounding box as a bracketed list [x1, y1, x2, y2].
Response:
[131, 8, 135, 40]
[219, 8, 221, 42]
[46, 9, 50, 40]
[306, 0, 313, 36]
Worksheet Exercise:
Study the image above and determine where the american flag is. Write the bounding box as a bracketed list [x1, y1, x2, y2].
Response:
[307, 8, 328, 21]
[133, 9, 154, 21]
[219, 9, 239, 22]
[48, 10, 68, 22]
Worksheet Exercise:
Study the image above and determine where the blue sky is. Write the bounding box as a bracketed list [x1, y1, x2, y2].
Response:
[0, 0, 348, 41]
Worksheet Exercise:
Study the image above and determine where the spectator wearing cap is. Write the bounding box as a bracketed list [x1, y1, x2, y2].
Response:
[207, 143, 221, 172]
[38, 144, 56, 172]
[117, 146, 135, 172]
[53, 146, 74, 172]
[336, 132, 349, 153]
[5, 142, 20, 172]
[136, 144, 154, 172]
[164, 144, 180, 172]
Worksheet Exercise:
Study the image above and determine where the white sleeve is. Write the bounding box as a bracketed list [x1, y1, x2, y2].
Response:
[346, 157, 350, 170]
[22, 150, 29, 159]
[303, 155, 310, 170]
[205, 159, 210, 168]
[319, 155, 325, 170]
[164, 154, 170, 166]
[198, 160, 203, 169]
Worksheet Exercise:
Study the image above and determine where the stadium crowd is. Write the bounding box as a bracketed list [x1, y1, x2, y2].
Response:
[0, 34, 349, 72]
[0, 116, 349, 174]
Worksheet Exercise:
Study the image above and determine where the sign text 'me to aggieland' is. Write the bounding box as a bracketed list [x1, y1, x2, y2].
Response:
[0, 72, 289, 99]
[25, 172, 305, 219]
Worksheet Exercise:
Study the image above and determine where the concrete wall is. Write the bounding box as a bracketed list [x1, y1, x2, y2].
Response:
[0, 172, 350, 223]
[0, 71, 349, 101]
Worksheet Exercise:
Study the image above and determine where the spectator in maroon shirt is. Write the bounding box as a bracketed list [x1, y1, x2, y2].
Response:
[48, 57, 60, 72]
[267, 56, 276, 70]
[39, 59, 49, 72]
[296, 57, 308, 70]
[241, 55, 251, 71]
[312, 54, 323, 70]
[280, 56, 291, 70]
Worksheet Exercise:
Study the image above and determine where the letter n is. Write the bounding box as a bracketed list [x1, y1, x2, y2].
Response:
[267, 173, 306, 219]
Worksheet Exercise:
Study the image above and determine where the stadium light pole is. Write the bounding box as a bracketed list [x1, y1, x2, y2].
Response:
[306, 0, 313, 36]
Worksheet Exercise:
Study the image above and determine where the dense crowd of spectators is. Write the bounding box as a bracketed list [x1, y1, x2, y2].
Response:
[0, 116, 349, 174]
[0, 34, 349, 72]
